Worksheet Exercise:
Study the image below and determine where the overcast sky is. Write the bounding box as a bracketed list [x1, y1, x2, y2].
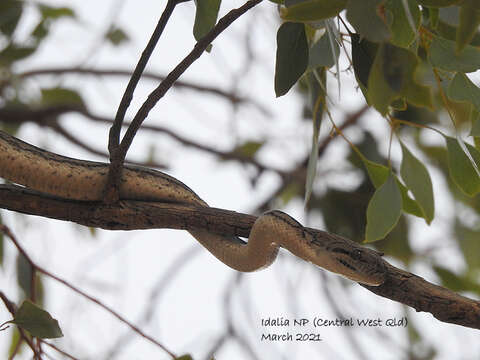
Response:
[1, 1, 479, 359]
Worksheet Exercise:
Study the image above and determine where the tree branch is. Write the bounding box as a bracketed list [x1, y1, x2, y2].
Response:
[0, 223, 177, 359]
[0, 105, 287, 175]
[1, 184, 479, 330]
[109, 0, 187, 153]
[17, 67, 271, 115]
[105, 0, 263, 202]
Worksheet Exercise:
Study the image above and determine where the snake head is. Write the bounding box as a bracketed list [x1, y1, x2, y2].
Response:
[326, 245, 387, 286]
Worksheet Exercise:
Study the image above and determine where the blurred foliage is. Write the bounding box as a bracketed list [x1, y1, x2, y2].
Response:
[267, 1, 480, 302]
[1, 0, 480, 358]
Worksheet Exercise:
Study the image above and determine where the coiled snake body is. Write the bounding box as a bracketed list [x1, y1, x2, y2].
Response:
[0, 130, 386, 285]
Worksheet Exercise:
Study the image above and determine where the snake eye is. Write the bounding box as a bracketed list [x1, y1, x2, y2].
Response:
[351, 249, 362, 260]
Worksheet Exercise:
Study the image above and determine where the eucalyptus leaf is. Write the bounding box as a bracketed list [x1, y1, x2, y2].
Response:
[447, 72, 480, 113]
[368, 43, 432, 114]
[0, 0, 23, 36]
[400, 142, 435, 223]
[12, 301, 63, 339]
[175, 355, 194, 360]
[308, 33, 339, 69]
[281, 0, 347, 22]
[415, 0, 461, 7]
[274, 22, 309, 97]
[445, 136, 480, 196]
[470, 109, 480, 137]
[193, 0, 221, 51]
[105, 27, 129, 46]
[362, 159, 423, 218]
[346, 0, 390, 43]
[351, 34, 379, 90]
[305, 68, 326, 204]
[385, 0, 420, 48]
[40, 87, 85, 108]
[365, 171, 402, 242]
[456, 0, 480, 52]
[428, 35, 480, 73]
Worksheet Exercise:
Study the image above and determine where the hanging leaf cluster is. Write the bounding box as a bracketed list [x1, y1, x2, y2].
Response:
[267, 0, 480, 242]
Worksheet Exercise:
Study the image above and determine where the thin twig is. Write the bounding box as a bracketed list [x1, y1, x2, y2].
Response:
[0, 224, 177, 359]
[0, 105, 289, 175]
[17, 67, 271, 115]
[104, 246, 200, 359]
[255, 104, 369, 212]
[49, 121, 167, 169]
[40, 341, 79, 360]
[105, 0, 263, 202]
[0, 291, 43, 360]
[109, 0, 187, 153]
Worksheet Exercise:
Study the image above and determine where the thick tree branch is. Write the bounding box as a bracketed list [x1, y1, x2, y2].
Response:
[1, 184, 479, 330]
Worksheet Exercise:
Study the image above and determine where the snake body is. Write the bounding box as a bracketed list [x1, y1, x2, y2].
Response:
[0, 130, 386, 285]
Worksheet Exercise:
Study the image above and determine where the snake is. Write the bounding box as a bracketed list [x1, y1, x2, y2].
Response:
[0, 130, 386, 286]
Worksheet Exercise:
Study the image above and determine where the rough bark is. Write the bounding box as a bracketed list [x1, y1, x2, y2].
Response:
[1, 184, 479, 330]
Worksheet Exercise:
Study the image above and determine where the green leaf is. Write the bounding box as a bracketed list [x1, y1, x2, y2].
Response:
[0, 0, 23, 36]
[433, 266, 480, 294]
[38, 4, 75, 19]
[456, 0, 480, 52]
[308, 33, 339, 69]
[436, 7, 480, 46]
[31, 5, 75, 42]
[105, 27, 129, 46]
[40, 87, 85, 108]
[285, 0, 306, 6]
[274, 22, 309, 97]
[428, 35, 480, 73]
[400, 142, 435, 223]
[281, 0, 347, 22]
[11, 301, 63, 339]
[351, 34, 379, 90]
[365, 171, 402, 242]
[175, 355, 194, 360]
[368, 43, 432, 114]
[346, 0, 390, 43]
[445, 136, 480, 196]
[470, 109, 480, 137]
[16, 253, 32, 299]
[456, 221, 480, 271]
[385, 0, 421, 48]
[279, 182, 302, 205]
[362, 159, 423, 217]
[8, 328, 23, 358]
[429, 7, 439, 29]
[447, 72, 480, 113]
[363, 159, 389, 188]
[31, 20, 49, 41]
[305, 68, 326, 204]
[0, 44, 37, 66]
[232, 141, 264, 158]
[415, 0, 461, 7]
[193, 0, 221, 51]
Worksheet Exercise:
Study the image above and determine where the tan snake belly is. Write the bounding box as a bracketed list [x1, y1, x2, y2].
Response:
[0, 130, 386, 285]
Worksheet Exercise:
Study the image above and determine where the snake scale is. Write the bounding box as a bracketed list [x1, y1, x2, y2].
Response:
[0, 130, 386, 285]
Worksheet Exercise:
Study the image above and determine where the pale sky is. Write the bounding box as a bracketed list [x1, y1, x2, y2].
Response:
[1, 1, 479, 359]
